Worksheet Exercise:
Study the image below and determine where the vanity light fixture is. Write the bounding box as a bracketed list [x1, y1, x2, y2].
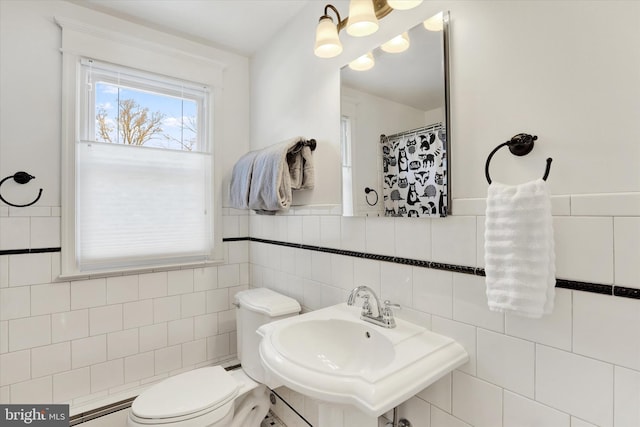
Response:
[314, 0, 422, 59]
[348, 52, 375, 71]
[380, 31, 410, 53]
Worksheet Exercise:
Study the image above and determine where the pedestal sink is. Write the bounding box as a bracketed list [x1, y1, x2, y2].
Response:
[258, 303, 468, 426]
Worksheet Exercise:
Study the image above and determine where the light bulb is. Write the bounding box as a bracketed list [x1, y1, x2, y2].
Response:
[381, 32, 410, 53]
[348, 52, 375, 71]
[346, 0, 379, 37]
[387, 0, 423, 10]
[314, 16, 343, 58]
[424, 11, 444, 32]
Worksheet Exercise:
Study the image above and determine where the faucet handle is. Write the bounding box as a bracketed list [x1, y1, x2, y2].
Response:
[383, 300, 401, 310]
[381, 300, 400, 327]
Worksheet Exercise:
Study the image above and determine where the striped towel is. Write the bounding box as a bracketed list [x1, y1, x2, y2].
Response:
[484, 178, 555, 318]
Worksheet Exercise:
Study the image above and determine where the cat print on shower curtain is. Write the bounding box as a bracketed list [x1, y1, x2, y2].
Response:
[381, 125, 447, 217]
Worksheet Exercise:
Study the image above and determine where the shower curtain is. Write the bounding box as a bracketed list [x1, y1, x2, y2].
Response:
[380, 123, 447, 217]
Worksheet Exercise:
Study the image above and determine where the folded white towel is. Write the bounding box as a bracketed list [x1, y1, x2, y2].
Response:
[484, 178, 555, 318]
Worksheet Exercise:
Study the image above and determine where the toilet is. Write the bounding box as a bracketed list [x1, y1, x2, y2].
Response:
[127, 288, 301, 427]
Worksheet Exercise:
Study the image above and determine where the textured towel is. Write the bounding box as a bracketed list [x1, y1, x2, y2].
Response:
[484, 178, 555, 318]
[229, 150, 259, 210]
[248, 137, 312, 212]
[289, 144, 315, 190]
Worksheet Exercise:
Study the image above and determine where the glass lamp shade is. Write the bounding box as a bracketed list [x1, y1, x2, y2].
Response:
[348, 52, 375, 71]
[346, 0, 379, 37]
[387, 0, 423, 10]
[424, 12, 444, 31]
[314, 16, 343, 58]
[381, 32, 410, 53]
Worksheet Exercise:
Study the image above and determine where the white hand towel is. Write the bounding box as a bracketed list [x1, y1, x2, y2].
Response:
[484, 178, 555, 318]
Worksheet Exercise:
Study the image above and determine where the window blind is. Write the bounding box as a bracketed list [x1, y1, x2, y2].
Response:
[76, 141, 213, 271]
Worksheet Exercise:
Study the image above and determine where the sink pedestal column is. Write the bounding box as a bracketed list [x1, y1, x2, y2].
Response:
[317, 403, 378, 427]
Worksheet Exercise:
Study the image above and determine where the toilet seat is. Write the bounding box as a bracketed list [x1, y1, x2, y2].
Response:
[130, 366, 239, 425]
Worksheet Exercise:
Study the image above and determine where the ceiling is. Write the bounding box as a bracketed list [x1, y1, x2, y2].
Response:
[72, 1, 444, 112]
[71, 0, 311, 56]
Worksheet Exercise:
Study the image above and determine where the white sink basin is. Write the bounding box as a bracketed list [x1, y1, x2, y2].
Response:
[258, 303, 468, 417]
[274, 318, 395, 376]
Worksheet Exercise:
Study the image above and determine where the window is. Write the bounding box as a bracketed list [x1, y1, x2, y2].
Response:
[59, 17, 224, 277]
[341, 115, 354, 216]
[72, 59, 214, 272]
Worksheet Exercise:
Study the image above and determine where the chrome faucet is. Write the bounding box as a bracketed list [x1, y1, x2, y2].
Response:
[347, 285, 400, 328]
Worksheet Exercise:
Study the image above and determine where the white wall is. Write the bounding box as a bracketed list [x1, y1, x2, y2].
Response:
[250, 1, 640, 427]
[0, 0, 251, 410]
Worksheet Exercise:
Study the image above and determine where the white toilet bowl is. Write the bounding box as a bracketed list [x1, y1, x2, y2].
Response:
[127, 288, 300, 427]
[127, 367, 268, 427]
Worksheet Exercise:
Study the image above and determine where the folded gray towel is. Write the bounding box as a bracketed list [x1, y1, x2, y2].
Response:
[229, 137, 315, 212]
[249, 137, 307, 211]
[229, 150, 259, 209]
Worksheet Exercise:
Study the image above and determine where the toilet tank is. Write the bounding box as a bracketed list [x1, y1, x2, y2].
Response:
[235, 288, 300, 382]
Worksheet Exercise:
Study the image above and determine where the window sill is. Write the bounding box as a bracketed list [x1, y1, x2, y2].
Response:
[57, 258, 226, 281]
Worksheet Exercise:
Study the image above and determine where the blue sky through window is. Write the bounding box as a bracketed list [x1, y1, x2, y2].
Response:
[95, 82, 198, 151]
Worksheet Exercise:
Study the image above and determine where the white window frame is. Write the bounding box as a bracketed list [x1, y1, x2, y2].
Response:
[58, 17, 225, 278]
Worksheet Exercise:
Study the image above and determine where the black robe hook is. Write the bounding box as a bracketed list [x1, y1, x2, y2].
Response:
[485, 134, 552, 184]
[0, 171, 43, 207]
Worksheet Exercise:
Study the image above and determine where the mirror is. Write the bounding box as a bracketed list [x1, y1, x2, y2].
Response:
[341, 11, 450, 217]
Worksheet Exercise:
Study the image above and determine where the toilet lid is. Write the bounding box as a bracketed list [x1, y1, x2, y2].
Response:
[132, 366, 239, 419]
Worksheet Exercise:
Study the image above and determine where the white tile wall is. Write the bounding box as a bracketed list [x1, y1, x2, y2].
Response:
[32, 342, 70, 378]
[505, 288, 572, 351]
[503, 390, 570, 427]
[553, 217, 614, 284]
[31, 282, 70, 315]
[573, 291, 640, 371]
[613, 217, 640, 288]
[452, 274, 504, 333]
[8, 314, 50, 351]
[413, 268, 453, 319]
[614, 367, 640, 427]
[431, 406, 471, 427]
[416, 372, 451, 412]
[395, 218, 431, 260]
[476, 328, 535, 398]
[53, 367, 90, 403]
[52, 309, 88, 343]
[11, 376, 52, 404]
[536, 345, 614, 427]
[431, 216, 476, 266]
[452, 371, 503, 427]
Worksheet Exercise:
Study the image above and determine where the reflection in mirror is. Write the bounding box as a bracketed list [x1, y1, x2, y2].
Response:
[341, 11, 450, 217]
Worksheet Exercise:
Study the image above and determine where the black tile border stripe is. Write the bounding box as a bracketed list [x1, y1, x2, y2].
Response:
[227, 237, 640, 301]
[0, 247, 61, 255]
[3, 241, 635, 301]
[614, 286, 640, 299]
